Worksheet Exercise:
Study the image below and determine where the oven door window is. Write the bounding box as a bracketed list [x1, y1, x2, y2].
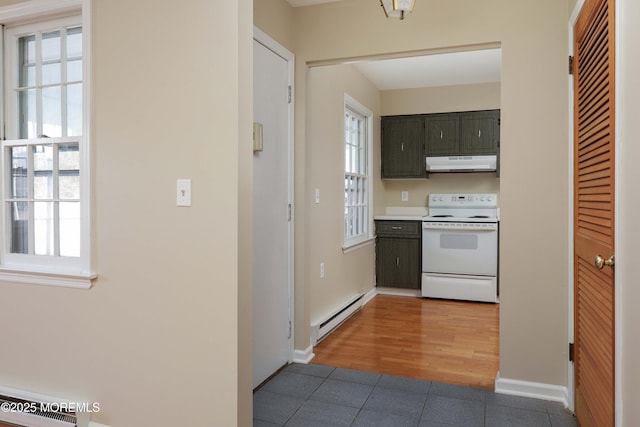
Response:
[440, 233, 478, 250]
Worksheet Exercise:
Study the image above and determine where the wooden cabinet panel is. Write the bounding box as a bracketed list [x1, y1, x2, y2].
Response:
[375, 220, 421, 289]
[425, 113, 459, 156]
[459, 110, 500, 155]
[381, 115, 425, 178]
[375, 220, 421, 238]
[376, 238, 421, 289]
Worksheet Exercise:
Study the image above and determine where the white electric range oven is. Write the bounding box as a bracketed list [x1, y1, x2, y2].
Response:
[422, 193, 498, 303]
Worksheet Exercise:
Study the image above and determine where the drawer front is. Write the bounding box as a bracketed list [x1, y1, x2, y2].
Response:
[375, 220, 421, 238]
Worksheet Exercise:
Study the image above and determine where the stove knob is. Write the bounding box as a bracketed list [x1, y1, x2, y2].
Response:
[439, 196, 444, 202]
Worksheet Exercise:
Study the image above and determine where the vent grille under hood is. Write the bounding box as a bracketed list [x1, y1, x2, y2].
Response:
[426, 155, 497, 173]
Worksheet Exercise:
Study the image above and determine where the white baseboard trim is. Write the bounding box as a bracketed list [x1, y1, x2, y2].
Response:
[495, 372, 570, 408]
[363, 287, 377, 305]
[292, 345, 314, 364]
[375, 287, 421, 298]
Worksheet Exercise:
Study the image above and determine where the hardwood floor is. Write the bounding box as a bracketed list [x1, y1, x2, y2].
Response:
[312, 294, 499, 390]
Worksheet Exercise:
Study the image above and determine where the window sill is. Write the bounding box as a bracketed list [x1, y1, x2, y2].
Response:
[342, 237, 375, 254]
[0, 267, 97, 289]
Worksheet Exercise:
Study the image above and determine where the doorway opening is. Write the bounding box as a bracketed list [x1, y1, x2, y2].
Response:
[305, 45, 502, 389]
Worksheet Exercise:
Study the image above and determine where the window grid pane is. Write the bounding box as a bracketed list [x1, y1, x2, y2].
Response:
[42, 86, 62, 137]
[10, 201, 29, 254]
[4, 140, 80, 257]
[34, 201, 54, 255]
[10, 147, 28, 199]
[344, 105, 368, 242]
[41, 30, 61, 86]
[18, 35, 36, 88]
[33, 144, 54, 199]
[59, 201, 80, 257]
[19, 89, 37, 139]
[16, 26, 82, 139]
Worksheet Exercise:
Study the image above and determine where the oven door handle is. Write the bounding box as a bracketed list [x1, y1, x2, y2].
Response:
[423, 223, 498, 232]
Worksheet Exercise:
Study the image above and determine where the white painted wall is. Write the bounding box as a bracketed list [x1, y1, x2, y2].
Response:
[617, 0, 640, 424]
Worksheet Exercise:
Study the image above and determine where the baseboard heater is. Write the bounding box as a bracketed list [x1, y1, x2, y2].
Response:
[310, 293, 364, 346]
[0, 387, 89, 427]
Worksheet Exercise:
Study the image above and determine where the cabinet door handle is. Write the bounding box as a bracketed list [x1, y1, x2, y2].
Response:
[396, 257, 400, 267]
[440, 130, 443, 139]
[391, 226, 402, 230]
[478, 129, 482, 138]
[401, 142, 404, 152]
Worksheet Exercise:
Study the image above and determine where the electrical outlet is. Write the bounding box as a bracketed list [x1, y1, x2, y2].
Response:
[401, 191, 409, 202]
[320, 262, 325, 278]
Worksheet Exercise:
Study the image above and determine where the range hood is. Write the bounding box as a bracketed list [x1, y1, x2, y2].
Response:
[425, 155, 497, 173]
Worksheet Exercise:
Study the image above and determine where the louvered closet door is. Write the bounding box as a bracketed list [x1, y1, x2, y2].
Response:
[573, 0, 616, 426]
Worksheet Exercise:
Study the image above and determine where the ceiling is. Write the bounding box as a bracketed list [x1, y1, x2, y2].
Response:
[352, 49, 502, 90]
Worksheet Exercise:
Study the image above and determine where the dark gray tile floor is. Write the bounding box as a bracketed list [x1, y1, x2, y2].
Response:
[253, 363, 577, 427]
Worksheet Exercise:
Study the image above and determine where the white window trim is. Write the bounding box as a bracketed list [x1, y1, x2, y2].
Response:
[0, 0, 94, 289]
[343, 93, 373, 250]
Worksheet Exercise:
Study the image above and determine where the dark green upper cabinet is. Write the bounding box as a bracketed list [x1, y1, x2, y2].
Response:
[425, 113, 459, 156]
[459, 110, 500, 155]
[381, 115, 425, 179]
[423, 109, 500, 157]
[381, 109, 500, 179]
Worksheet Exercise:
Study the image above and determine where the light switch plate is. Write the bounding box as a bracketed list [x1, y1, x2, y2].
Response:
[177, 179, 192, 206]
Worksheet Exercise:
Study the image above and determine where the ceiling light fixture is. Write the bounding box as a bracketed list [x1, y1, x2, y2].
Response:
[380, 0, 416, 20]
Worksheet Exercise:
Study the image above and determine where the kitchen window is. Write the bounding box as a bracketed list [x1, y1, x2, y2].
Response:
[0, 1, 94, 288]
[343, 94, 373, 249]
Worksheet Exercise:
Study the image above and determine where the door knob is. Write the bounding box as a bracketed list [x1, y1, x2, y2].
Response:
[594, 254, 615, 269]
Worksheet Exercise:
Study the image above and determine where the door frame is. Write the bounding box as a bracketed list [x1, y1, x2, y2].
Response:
[567, 0, 621, 422]
[253, 26, 296, 363]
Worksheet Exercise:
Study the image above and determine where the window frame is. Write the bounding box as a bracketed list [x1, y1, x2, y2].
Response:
[343, 93, 373, 250]
[0, 0, 94, 289]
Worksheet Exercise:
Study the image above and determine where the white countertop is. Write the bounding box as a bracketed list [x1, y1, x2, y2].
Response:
[374, 206, 428, 221]
[374, 215, 425, 221]
[374, 206, 501, 222]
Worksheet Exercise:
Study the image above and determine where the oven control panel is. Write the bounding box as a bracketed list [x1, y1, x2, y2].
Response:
[423, 221, 498, 230]
[428, 193, 497, 208]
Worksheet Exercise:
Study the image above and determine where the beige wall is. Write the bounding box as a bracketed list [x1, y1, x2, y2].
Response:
[238, 0, 254, 425]
[0, 1, 252, 426]
[306, 64, 381, 323]
[254, 0, 295, 52]
[293, 0, 571, 389]
[381, 82, 501, 116]
[382, 174, 501, 212]
[498, 0, 569, 386]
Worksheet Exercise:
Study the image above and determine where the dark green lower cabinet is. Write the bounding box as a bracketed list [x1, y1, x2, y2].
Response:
[375, 220, 421, 289]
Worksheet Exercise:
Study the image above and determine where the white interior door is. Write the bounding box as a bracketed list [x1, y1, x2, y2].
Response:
[252, 33, 293, 388]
